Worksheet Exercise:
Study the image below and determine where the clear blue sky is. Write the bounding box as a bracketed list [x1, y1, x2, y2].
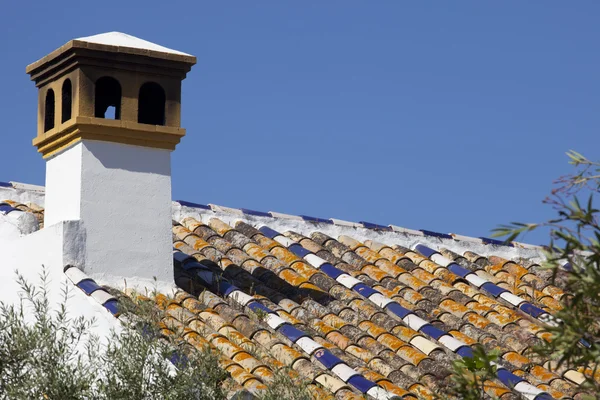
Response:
[2, 2, 598, 244]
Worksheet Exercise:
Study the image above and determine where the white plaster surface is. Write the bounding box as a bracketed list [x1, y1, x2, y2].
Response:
[0, 211, 38, 236]
[45, 142, 83, 226]
[78, 140, 174, 283]
[42, 140, 176, 284]
[0, 220, 120, 343]
[75, 32, 192, 56]
[0, 183, 45, 206]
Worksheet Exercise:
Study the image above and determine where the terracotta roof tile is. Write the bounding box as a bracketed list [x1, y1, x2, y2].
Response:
[7, 200, 598, 399]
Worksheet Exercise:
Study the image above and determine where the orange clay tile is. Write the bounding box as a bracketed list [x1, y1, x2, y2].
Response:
[396, 345, 429, 366]
[183, 331, 211, 348]
[373, 258, 406, 276]
[390, 325, 421, 342]
[520, 272, 546, 287]
[226, 364, 263, 387]
[457, 282, 485, 298]
[495, 259, 530, 279]
[366, 358, 394, 377]
[494, 271, 517, 286]
[361, 264, 391, 281]
[403, 251, 427, 264]
[322, 314, 348, 330]
[463, 312, 491, 329]
[297, 238, 323, 254]
[311, 319, 338, 336]
[417, 260, 443, 275]
[394, 297, 417, 311]
[429, 280, 458, 295]
[288, 261, 320, 278]
[208, 218, 233, 235]
[181, 217, 205, 233]
[432, 268, 461, 284]
[254, 236, 282, 251]
[539, 296, 562, 311]
[530, 365, 559, 383]
[483, 380, 511, 398]
[402, 289, 425, 304]
[271, 343, 305, 365]
[275, 310, 302, 325]
[345, 345, 374, 363]
[502, 351, 531, 369]
[378, 248, 409, 265]
[241, 378, 267, 393]
[378, 333, 407, 352]
[439, 299, 471, 318]
[187, 235, 214, 252]
[218, 257, 235, 270]
[173, 241, 189, 251]
[211, 336, 246, 358]
[449, 330, 477, 345]
[269, 247, 300, 265]
[536, 331, 554, 342]
[407, 383, 434, 400]
[354, 246, 384, 263]
[279, 268, 308, 286]
[373, 285, 397, 298]
[464, 300, 493, 316]
[409, 268, 436, 284]
[232, 352, 266, 374]
[337, 235, 362, 251]
[172, 225, 193, 239]
[397, 273, 429, 291]
[218, 326, 253, 347]
[358, 320, 387, 339]
[371, 379, 404, 394]
[252, 366, 275, 381]
[325, 331, 352, 350]
[542, 285, 566, 301]
[485, 311, 517, 327]
[243, 243, 272, 262]
[485, 262, 505, 276]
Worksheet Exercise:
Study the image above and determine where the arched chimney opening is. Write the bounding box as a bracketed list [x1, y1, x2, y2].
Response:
[138, 82, 166, 126]
[61, 79, 72, 123]
[95, 77, 121, 120]
[44, 89, 55, 132]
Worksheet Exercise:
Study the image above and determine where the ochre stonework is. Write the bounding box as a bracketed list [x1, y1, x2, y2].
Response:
[26, 37, 196, 158]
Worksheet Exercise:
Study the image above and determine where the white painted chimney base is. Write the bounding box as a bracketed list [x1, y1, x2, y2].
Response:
[44, 140, 173, 282]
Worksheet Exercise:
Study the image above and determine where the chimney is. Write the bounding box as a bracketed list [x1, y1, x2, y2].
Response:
[26, 32, 196, 282]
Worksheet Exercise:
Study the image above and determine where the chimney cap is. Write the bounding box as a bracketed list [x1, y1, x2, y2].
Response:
[75, 32, 192, 56]
[26, 31, 196, 75]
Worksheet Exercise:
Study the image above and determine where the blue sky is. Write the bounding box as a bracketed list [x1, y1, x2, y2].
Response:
[1, 2, 598, 244]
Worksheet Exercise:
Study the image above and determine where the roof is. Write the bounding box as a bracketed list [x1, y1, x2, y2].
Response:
[74, 32, 192, 56]
[0, 183, 590, 400]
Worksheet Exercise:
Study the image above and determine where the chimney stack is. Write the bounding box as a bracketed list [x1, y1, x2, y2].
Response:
[26, 32, 196, 282]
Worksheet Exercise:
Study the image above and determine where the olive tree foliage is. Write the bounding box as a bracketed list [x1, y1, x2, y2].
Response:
[258, 367, 314, 400]
[443, 345, 501, 400]
[0, 268, 319, 400]
[0, 268, 229, 400]
[493, 151, 600, 395]
[0, 269, 226, 400]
